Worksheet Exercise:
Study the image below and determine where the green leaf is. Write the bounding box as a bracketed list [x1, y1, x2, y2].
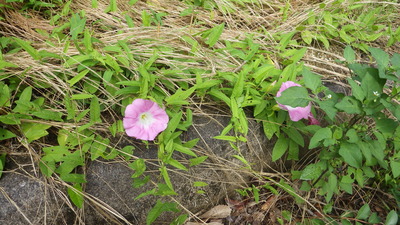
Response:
[278, 31, 296, 51]
[275, 86, 310, 108]
[67, 183, 84, 208]
[231, 72, 245, 98]
[376, 118, 398, 138]
[32, 110, 63, 122]
[155, 183, 177, 196]
[13, 38, 40, 60]
[346, 129, 359, 143]
[0, 128, 16, 141]
[195, 79, 222, 89]
[204, 23, 225, 47]
[120, 145, 134, 160]
[339, 142, 363, 168]
[68, 69, 89, 86]
[303, 68, 321, 92]
[309, 127, 332, 149]
[71, 94, 95, 100]
[272, 136, 289, 161]
[173, 143, 197, 157]
[132, 175, 150, 188]
[0, 154, 6, 178]
[287, 140, 299, 160]
[301, 30, 313, 45]
[105, 0, 117, 12]
[347, 78, 365, 101]
[129, 158, 146, 178]
[356, 204, 371, 220]
[213, 135, 236, 142]
[166, 158, 187, 171]
[163, 111, 182, 141]
[384, 210, 398, 225]
[209, 89, 231, 106]
[369, 47, 389, 69]
[165, 87, 195, 105]
[55, 151, 85, 175]
[390, 161, 400, 178]
[171, 214, 189, 225]
[70, 13, 86, 40]
[193, 181, 208, 187]
[233, 154, 250, 167]
[368, 212, 381, 224]
[146, 200, 179, 225]
[369, 138, 388, 169]
[13, 86, 32, 111]
[315, 90, 339, 120]
[90, 97, 102, 123]
[282, 127, 304, 147]
[277, 179, 304, 204]
[300, 164, 322, 180]
[344, 45, 356, 63]
[189, 156, 208, 166]
[335, 96, 361, 114]
[90, 137, 110, 160]
[0, 60, 18, 70]
[325, 173, 337, 202]
[160, 166, 174, 191]
[61, 172, 86, 183]
[0, 83, 11, 107]
[316, 34, 330, 49]
[21, 122, 51, 143]
[361, 72, 385, 101]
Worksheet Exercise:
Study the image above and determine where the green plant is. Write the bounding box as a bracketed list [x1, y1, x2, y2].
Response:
[297, 0, 398, 51]
[276, 46, 400, 223]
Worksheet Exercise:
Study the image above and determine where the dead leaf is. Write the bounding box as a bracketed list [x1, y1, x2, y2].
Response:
[261, 195, 277, 211]
[200, 205, 232, 219]
[226, 198, 247, 211]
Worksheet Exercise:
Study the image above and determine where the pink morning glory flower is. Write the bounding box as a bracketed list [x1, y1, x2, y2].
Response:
[276, 81, 319, 125]
[123, 99, 169, 141]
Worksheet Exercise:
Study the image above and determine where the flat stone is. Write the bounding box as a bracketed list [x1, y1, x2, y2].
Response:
[0, 110, 280, 224]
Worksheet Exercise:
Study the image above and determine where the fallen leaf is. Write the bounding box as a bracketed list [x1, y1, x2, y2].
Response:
[261, 195, 277, 211]
[200, 205, 232, 219]
[226, 198, 247, 210]
[253, 211, 266, 225]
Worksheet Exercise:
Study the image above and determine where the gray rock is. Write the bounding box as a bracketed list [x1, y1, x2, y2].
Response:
[0, 156, 74, 225]
[83, 109, 280, 224]
[0, 110, 279, 224]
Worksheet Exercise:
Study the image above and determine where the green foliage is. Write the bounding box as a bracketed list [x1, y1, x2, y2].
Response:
[279, 46, 400, 223]
[1, 1, 399, 224]
[0, 153, 5, 178]
[297, 1, 398, 51]
[146, 200, 179, 225]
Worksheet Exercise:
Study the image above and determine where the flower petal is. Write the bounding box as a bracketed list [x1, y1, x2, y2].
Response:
[123, 117, 139, 129]
[287, 104, 311, 121]
[123, 98, 169, 141]
[124, 103, 141, 118]
[308, 113, 320, 125]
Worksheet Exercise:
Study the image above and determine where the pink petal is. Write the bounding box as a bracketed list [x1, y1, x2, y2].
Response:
[123, 98, 169, 141]
[124, 104, 141, 118]
[123, 117, 139, 129]
[287, 104, 311, 122]
[277, 102, 288, 111]
[308, 113, 320, 125]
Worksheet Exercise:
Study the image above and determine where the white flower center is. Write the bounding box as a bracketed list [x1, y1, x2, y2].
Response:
[138, 112, 154, 127]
